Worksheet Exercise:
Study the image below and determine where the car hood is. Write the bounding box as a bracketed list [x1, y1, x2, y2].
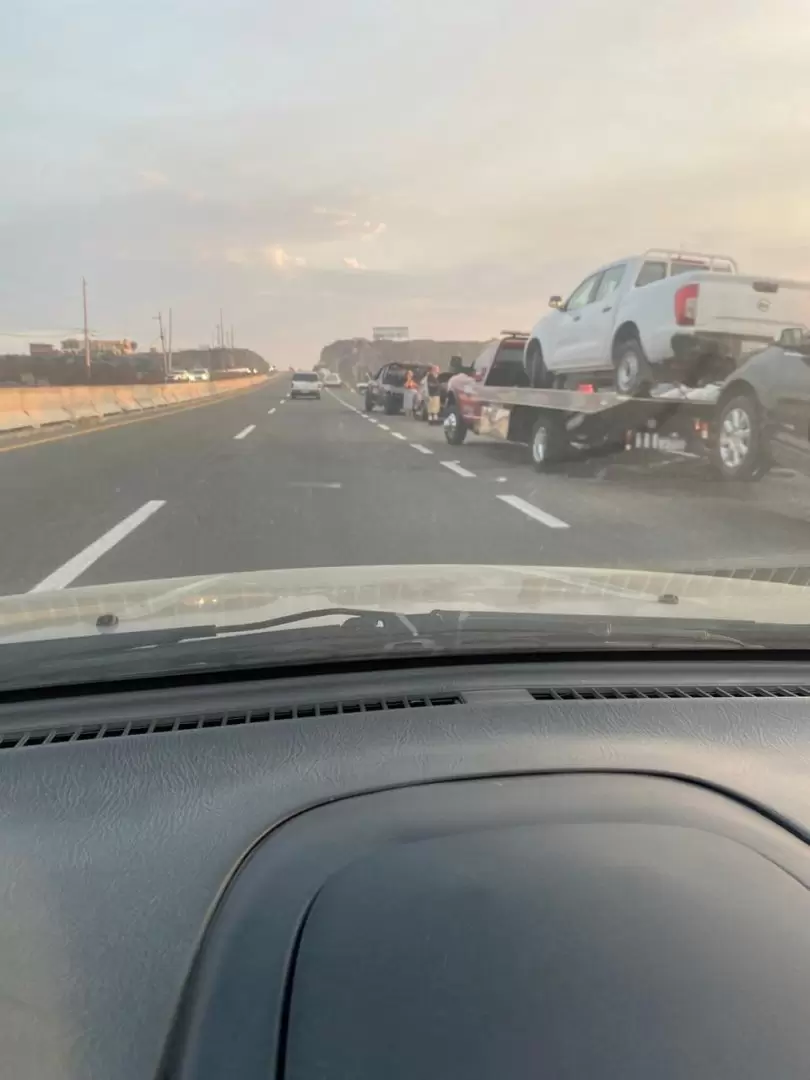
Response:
[0, 563, 808, 644]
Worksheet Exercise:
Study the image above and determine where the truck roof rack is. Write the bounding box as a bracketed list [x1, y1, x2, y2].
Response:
[642, 249, 737, 272]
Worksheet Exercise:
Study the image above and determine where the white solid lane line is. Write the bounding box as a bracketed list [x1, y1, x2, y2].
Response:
[410, 443, 433, 454]
[30, 501, 166, 593]
[391, 431, 407, 441]
[496, 493, 570, 529]
[441, 460, 476, 478]
[234, 424, 256, 440]
[268, 408, 276, 415]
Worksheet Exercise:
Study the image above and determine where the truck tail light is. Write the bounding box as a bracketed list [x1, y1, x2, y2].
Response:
[674, 282, 699, 326]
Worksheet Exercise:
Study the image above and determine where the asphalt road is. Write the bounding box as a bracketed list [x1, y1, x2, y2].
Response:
[3, 375, 810, 597]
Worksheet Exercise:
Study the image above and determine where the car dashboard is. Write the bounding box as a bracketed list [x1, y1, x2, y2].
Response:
[3, 657, 810, 1079]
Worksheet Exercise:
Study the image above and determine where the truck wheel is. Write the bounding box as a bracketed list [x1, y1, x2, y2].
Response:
[530, 413, 567, 471]
[384, 393, 400, 415]
[613, 339, 651, 396]
[444, 403, 467, 445]
[526, 340, 551, 389]
[713, 393, 767, 481]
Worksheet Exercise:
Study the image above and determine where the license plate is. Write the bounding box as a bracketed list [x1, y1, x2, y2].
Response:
[656, 436, 686, 452]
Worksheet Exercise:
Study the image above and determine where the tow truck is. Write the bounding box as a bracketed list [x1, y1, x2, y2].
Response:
[443, 333, 718, 471]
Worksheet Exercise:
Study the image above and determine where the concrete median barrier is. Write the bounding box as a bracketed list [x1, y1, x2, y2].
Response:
[0, 375, 268, 436]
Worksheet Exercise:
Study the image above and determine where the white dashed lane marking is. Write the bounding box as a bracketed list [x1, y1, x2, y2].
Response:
[268, 408, 276, 415]
[377, 423, 390, 431]
[410, 443, 433, 454]
[391, 431, 407, 441]
[30, 500, 166, 592]
[496, 493, 569, 529]
[233, 425, 256, 440]
[441, 461, 476, 478]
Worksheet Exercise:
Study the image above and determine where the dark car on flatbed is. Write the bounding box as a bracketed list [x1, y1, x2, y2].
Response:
[364, 362, 430, 415]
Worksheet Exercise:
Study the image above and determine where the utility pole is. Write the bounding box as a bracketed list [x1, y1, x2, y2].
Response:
[219, 308, 225, 352]
[155, 312, 168, 378]
[168, 308, 173, 373]
[230, 323, 235, 352]
[82, 276, 91, 380]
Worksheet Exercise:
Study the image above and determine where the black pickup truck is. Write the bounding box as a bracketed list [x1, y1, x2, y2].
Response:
[364, 362, 430, 415]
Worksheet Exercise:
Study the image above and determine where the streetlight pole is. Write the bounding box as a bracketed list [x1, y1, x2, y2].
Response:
[155, 312, 168, 379]
[82, 277, 91, 380]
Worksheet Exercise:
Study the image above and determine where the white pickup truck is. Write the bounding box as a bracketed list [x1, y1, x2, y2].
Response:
[525, 249, 810, 394]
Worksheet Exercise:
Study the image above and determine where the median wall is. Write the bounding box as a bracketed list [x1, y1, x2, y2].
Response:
[0, 376, 269, 434]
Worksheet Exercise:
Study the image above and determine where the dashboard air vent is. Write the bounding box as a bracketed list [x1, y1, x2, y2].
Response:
[529, 685, 810, 701]
[0, 693, 464, 751]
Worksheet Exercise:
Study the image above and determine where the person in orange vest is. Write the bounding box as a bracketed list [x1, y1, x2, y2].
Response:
[403, 369, 418, 413]
[426, 366, 442, 424]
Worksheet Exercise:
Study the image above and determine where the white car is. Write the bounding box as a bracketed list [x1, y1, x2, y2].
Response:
[525, 249, 810, 394]
[324, 372, 342, 387]
[290, 371, 322, 399]
[167, 369, 192, 383]
[189, 368, 211, 382]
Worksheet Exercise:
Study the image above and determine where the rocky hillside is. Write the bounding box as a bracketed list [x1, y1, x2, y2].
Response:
[320, 339, 486, 385]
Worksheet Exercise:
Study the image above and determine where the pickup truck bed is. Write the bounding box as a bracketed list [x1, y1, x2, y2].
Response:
[526, 250, 810, 394]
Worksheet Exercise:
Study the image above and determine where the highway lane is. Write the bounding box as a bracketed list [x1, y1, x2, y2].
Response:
[3, 377, 810, 598]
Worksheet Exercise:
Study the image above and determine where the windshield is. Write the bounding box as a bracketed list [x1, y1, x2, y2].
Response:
[2, 1, 809, 688]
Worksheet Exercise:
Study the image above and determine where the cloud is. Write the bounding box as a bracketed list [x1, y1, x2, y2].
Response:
[225, 246, 252, 265]
[261, 246, 307, 270]
[263, 246, 294, 269]
[313, 206, 358, 218]
[137, 169, 169, 188]
[343, 256, 366, 270]
[361, 222, 387, 241]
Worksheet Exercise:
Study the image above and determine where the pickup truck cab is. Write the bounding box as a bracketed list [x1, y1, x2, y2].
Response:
[364, 362, 429, 415]
[525, 250, 810, 395]
[444, 337, 529, 443]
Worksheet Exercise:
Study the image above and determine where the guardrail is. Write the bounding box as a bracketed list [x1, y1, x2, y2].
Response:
[0, 376, 269, 434]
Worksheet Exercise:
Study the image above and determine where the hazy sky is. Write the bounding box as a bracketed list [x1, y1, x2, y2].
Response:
[1, 0, 809, 363]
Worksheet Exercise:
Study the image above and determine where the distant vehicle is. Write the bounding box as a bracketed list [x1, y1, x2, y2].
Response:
[189, 368, 210, 382]
[324, 372, 342, 387]
[364, 362, 430, 415]
[290, 371, 322, 399]
[525, 249, 810, 395]
[167, 369, 192, 383]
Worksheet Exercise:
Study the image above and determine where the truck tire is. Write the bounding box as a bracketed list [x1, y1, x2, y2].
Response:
[443, 402, 467, 445]
[713, 393, 768, 481]
[530, 412, 568, 472]
[526, 340, 551, 389]
[613, 338, 651, 396]
[384, 392, 401, 415]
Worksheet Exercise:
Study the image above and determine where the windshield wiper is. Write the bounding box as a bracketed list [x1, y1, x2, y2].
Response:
[0, 607, 808, 693]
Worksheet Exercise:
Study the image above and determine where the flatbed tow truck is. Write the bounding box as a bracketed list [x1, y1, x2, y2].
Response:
[443, 333, 720, 471]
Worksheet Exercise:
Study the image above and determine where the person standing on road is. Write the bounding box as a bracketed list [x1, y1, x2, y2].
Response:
[403, 369, 417, 414]
[426, 366, 442, 424]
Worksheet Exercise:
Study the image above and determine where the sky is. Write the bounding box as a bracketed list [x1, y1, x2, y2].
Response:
[1, 0, 809, 364]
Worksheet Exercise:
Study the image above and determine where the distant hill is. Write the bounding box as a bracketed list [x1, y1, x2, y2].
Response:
[320, 339, 486, 386]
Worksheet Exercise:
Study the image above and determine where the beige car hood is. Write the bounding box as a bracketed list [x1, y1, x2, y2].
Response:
[0, 563, 805, 645]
